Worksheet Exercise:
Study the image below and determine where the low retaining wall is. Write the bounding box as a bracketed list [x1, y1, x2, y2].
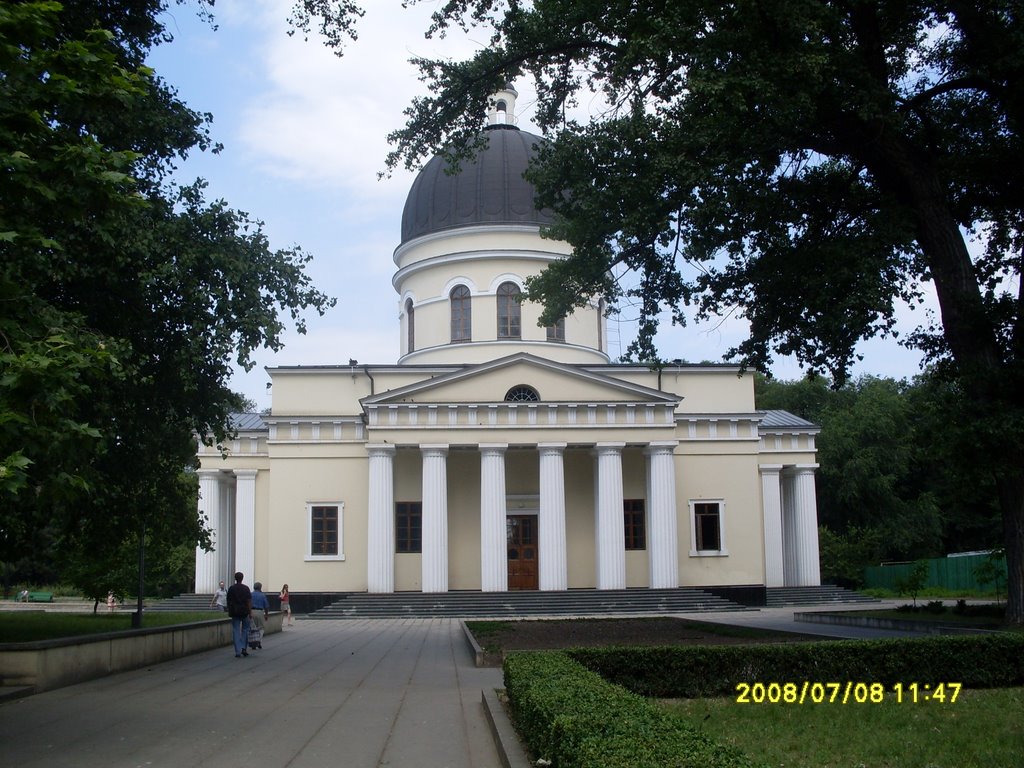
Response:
[794, 611, 1000, 635]
[0, 612, 283, 692]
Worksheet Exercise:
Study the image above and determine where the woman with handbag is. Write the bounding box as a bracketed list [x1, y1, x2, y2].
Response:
[279, 584, 293, 627]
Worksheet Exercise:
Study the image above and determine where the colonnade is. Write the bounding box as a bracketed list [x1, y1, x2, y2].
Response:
[366, 441, 682, 594]
[194, 452, 822, 596]
[759, 464, 821, 587]
[194, 468, 256, 593]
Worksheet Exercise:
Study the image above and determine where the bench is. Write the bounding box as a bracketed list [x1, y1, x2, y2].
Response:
[14, 591, 54, 603]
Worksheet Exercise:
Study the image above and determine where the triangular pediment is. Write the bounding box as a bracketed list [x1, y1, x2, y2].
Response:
[362, 353, 679, 407]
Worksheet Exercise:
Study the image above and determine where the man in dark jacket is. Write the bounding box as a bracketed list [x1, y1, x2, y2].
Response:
[226, 572, 252, 658]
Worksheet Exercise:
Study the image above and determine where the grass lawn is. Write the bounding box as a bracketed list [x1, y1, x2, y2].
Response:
[0, 612, 223, 643]
[667, 687, 1024, 768]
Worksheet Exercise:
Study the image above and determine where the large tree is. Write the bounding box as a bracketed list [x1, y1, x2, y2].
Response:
[1, 1, 333, 602]
[303, 1, 1024, 619]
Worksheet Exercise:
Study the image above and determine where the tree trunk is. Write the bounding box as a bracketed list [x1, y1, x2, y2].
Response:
[997, 472, 1024, 624]
[859, 132, 1023, 624]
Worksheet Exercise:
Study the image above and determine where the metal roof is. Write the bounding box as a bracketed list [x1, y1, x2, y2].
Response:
[759, 409, 818, 429]
[229, 412, 266, 432]
[400, 125, 557, 244]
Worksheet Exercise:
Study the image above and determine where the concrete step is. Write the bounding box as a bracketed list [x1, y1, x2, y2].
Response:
[146, 594, 224, 613]
[765, 586, 879, 607]
[306, 588, 750, 619]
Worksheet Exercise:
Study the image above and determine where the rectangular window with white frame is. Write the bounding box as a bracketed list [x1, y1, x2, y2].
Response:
[689, 500, 727, 556]
[395, 501, 422, 553]
[307, 502, 345, 561]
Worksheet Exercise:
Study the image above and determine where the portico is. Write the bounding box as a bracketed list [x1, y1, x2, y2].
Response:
[364, 435, 683, 594]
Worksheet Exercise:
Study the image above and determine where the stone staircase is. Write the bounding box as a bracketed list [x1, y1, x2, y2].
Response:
[147, 593, 224, 612]
[765, 585, 880, 607]
[306, 587, 750, 619]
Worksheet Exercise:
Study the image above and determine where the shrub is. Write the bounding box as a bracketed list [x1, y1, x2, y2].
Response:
[503, 652, 761, 768]
[568, 634, 1024, 699]
[895, 559, 929, 606]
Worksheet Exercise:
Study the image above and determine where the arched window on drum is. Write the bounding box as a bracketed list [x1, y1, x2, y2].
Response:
[450, 285, 471, 343]
[497, 282, 521, 339]
[405, 298, 415, 353]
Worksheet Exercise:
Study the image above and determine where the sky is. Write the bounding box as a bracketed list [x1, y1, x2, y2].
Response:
[147, 0, 931, 410]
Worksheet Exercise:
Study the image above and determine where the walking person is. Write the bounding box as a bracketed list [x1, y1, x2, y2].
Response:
[226, 572, 252, 658]
[279, 584, 293, 627]
[249, 582, 269, 649]
[210, 580, 227, 611]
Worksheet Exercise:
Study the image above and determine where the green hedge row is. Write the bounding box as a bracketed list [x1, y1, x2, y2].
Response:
[503, 651, 762, 768]
[567, 633, 1024, 699]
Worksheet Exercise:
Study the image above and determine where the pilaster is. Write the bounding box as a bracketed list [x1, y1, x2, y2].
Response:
[760, 465, 785, 588]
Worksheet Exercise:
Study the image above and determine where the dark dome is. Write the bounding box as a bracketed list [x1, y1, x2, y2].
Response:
[400, 126, 557, 244]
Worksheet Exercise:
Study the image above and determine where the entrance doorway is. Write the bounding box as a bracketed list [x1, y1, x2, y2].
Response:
[506, 515, 538, 590]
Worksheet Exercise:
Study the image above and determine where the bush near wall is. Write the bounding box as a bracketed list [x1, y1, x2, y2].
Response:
[567, 634, 1024, 699]
[503, 651, 762, 768]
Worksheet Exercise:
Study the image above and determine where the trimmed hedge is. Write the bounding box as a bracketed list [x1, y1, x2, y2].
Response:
[567, 633, 1024, 699]
[503, 651, 762, 768]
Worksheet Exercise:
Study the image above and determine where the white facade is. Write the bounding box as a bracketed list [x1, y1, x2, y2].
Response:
[195, 94, 822, 600]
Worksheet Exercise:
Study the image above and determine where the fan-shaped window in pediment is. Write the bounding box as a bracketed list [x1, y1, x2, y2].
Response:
[504, 385, 539, 402]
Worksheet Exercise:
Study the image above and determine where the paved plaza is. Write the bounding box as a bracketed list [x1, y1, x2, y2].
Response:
[0, 618, 504, 768]
[0, 605, 925, 768]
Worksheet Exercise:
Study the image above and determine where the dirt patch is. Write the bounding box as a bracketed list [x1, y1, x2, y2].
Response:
[468, 616, 817, 666]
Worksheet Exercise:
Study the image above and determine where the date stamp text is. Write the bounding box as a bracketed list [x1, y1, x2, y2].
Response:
[734, 681, 962, 704]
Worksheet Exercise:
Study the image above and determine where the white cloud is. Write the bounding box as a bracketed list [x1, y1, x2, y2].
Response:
[235, 1, 484, 193]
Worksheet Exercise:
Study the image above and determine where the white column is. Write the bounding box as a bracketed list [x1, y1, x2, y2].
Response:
[782, 470, 798, 586]
[195, 469, 221, 593]
[792, 464, 822, 586]
[645, 442, 679, 589]
[480, 444, 508, 592]
[538, 443, 568, 591]
[760, 465, 785, 588]
[594, 443, 626, 590]
[367, 444, 396, 593]
[233, 469, 258, 583]
[219, 477, 236, 580]
[421, 444, 449, 593]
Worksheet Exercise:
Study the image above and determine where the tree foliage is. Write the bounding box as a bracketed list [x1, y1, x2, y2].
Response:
[316, 0, 1022, 622]
[758, 372, 1002, 582]
[1, 1, 333, 600]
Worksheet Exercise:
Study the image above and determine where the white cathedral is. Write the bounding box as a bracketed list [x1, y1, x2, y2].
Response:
[194, 88, 822, 604]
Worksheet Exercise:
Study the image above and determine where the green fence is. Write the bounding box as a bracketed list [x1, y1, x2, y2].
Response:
[864, 553, 1007, 593]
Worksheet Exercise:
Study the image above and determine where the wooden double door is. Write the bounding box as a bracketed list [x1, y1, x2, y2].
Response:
[506, 514, 538, 590]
